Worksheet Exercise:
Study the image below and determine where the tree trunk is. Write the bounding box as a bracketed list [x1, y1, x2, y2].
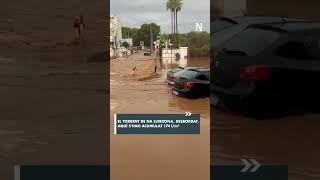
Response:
[173, 10, 176, 48]
[176, 9, 178, 48]
[171, 11, 173, 37]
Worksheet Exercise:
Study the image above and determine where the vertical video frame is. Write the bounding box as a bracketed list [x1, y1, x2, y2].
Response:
[110, 0, 210, 179]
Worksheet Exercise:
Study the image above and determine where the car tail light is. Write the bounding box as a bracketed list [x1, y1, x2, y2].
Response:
[184, 82, 194, 88]
[240, 65, 272, 80]
[171, 76, 176, 81]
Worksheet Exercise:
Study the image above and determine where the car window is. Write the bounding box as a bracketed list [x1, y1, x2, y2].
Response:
[174, 69, 186, 76]
[275, 41, 313, 59]
[219, 28, 281, 56]
[196, 74, 208, 81]
[212, 19, 236, 33]
[275, 37, 320, 60]
[212, 24, 247, 49]
[179, 70, 199, 80]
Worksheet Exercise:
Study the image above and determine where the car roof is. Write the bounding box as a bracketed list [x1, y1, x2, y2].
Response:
[211, 16, 308, 35]
[185, 66, 207, 69]
[233, 16, 304, 23]
[217, 16, 305, 24]
[248, 21, 320, 33]
[170, 67, 205, 72]
[186, 68, 209, 72]
[173, 67, 184, 69]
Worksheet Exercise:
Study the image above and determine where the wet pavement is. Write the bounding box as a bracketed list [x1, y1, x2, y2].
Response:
[212, 107, 320, 180]
[110, 53, 210, 180]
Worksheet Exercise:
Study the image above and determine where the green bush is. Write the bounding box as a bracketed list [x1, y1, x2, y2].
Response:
[189, 47, 210, 57]
[162, 31, 210, 57]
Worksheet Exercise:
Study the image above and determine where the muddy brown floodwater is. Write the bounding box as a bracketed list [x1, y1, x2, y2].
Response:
[212, 107, 320, 180]
[110, 54, 210, 180]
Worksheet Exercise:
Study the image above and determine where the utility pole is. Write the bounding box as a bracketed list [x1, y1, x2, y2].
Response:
[170, 39, 172, 68]
[114, 33, 117, 58]
[150, 24, 153, 54]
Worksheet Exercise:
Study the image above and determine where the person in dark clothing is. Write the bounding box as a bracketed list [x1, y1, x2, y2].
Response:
[79, 14, 86, 31]
[154, 58, 157, 73]
[73, 14, 86, 45]
[79, 14, 86, 45]
[133, 66, 137, 74]
[73, 16, 81, 38]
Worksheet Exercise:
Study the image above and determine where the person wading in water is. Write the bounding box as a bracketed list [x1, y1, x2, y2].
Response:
[73, 14, 86, 45]
[132, 65, 137, 76]
[79, 13, 86, 45]
[73, 16, 81, 42]
[154, 59, 157, 73]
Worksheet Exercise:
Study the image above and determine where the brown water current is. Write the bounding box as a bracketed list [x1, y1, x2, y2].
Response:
[110, 54, 210, 180]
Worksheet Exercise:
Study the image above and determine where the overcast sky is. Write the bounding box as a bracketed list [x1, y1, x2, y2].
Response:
[110, 0, 210, 33]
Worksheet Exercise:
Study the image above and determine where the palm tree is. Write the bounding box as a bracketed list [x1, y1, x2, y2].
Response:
[166, 0, 183, 48]
[166, 0, 175, 41]
[173, 0, 183, 48]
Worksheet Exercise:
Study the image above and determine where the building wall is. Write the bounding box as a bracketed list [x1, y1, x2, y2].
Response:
[162, 47, 189, 67]
[110, 15, 122, 48]
[247, 0, 320, 19]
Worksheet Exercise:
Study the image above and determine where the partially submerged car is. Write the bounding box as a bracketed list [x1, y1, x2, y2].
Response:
[172, 68, 210, 99]
[166, 67, 207, 85]
[166, 67, 184, 85]
[212, 21, 320, 118]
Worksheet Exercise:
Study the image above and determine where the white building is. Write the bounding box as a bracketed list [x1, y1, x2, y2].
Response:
[110, 15, 122, 49]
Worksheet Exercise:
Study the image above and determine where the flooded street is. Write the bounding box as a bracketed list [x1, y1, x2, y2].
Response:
[0, 55, 107, 179]
[110, 53, 210, 180]
[212, 107, 320, 180]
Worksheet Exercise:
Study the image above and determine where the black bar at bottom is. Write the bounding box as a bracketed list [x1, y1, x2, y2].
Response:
[211, 165, 288, 180]
[16, 165, 109, 180]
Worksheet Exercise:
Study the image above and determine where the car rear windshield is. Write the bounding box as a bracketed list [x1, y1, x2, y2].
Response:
[212, 19, 236, 33]
[220, 28, 281, 56]
[171, 67, 184, 73]
[174, 69, 186, 76]
[179, 70, 199, 79]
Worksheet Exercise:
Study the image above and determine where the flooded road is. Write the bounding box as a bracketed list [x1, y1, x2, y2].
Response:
[0, 55, 107, 179]
[212, 107, 320, 180]
[110, 54, 210, 180]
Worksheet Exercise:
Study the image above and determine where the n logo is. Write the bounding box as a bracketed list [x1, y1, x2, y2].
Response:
[195, 22, 203, 32]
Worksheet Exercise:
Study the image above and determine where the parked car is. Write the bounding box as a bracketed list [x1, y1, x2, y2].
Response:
[143, 48, 151, 56]
[172, 68, 210, 98]
[166, 66, 206, 85]
[211, 16, 306, 49]
[212, 22, 320, 118]
[166, 67, 184, 85]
